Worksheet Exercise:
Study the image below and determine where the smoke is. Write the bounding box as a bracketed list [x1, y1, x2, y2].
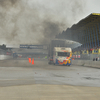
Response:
[40, 20, 65, 44]
[0, 0, 87, 45]
[0, 0, 18, 7]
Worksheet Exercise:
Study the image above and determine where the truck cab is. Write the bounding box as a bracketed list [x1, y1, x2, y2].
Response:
[48, 47, 72, 66]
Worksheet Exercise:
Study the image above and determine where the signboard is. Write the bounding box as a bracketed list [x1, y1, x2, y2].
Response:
[20, 45, 43, 49]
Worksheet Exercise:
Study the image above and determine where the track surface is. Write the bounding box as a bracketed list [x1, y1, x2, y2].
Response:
[0, 59, 100, 87]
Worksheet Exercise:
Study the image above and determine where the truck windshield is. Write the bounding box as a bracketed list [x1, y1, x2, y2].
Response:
[57, 52, 70, 57]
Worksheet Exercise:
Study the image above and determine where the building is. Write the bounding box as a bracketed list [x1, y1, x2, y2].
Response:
[72, 13, 100, 50]
[57, 13, 100, 50]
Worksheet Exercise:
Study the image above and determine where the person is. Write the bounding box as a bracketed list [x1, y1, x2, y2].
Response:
[93, 58, 95, 61]
[98, 57, 99, 61]
[96, 57, 97, 61]
[45, 56, 47, 59]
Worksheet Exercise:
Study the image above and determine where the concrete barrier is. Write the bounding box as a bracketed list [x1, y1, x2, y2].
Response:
[0, 55, 13, 60]
[72, 60, 100, 68]
[0, 60, 30, 67]
[0, 59, 48, 67]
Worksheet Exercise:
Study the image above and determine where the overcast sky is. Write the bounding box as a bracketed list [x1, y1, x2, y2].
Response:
[0, 0, 100, 45]
[68, 0, 100, 24]
[87, 0, 100, 14]
[80, 0, 100, 19]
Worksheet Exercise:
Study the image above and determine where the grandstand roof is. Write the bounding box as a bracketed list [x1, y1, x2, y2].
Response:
[71, 13, 100, 30]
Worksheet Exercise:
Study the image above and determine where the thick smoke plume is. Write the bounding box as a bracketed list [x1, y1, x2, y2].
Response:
[0, 0, 87, 45]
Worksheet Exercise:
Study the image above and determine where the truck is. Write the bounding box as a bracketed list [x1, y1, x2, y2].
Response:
[48, 39, 72, 66]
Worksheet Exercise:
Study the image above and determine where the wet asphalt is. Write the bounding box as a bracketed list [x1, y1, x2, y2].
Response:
[0, 59, 100, 87]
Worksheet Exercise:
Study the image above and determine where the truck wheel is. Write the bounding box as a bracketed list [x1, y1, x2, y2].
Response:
[68, 65, 70, 66]
[48, 62, 51, 65]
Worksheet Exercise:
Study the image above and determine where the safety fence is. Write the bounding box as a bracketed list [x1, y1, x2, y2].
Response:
[72, 54, 100, 60]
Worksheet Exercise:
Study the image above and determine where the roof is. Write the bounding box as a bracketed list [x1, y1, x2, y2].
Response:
[71, 13, 100, 30]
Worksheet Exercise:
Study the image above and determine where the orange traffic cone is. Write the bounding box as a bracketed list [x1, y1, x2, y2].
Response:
[28, 58, 31, 63]
[32, 59, 34, 65]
